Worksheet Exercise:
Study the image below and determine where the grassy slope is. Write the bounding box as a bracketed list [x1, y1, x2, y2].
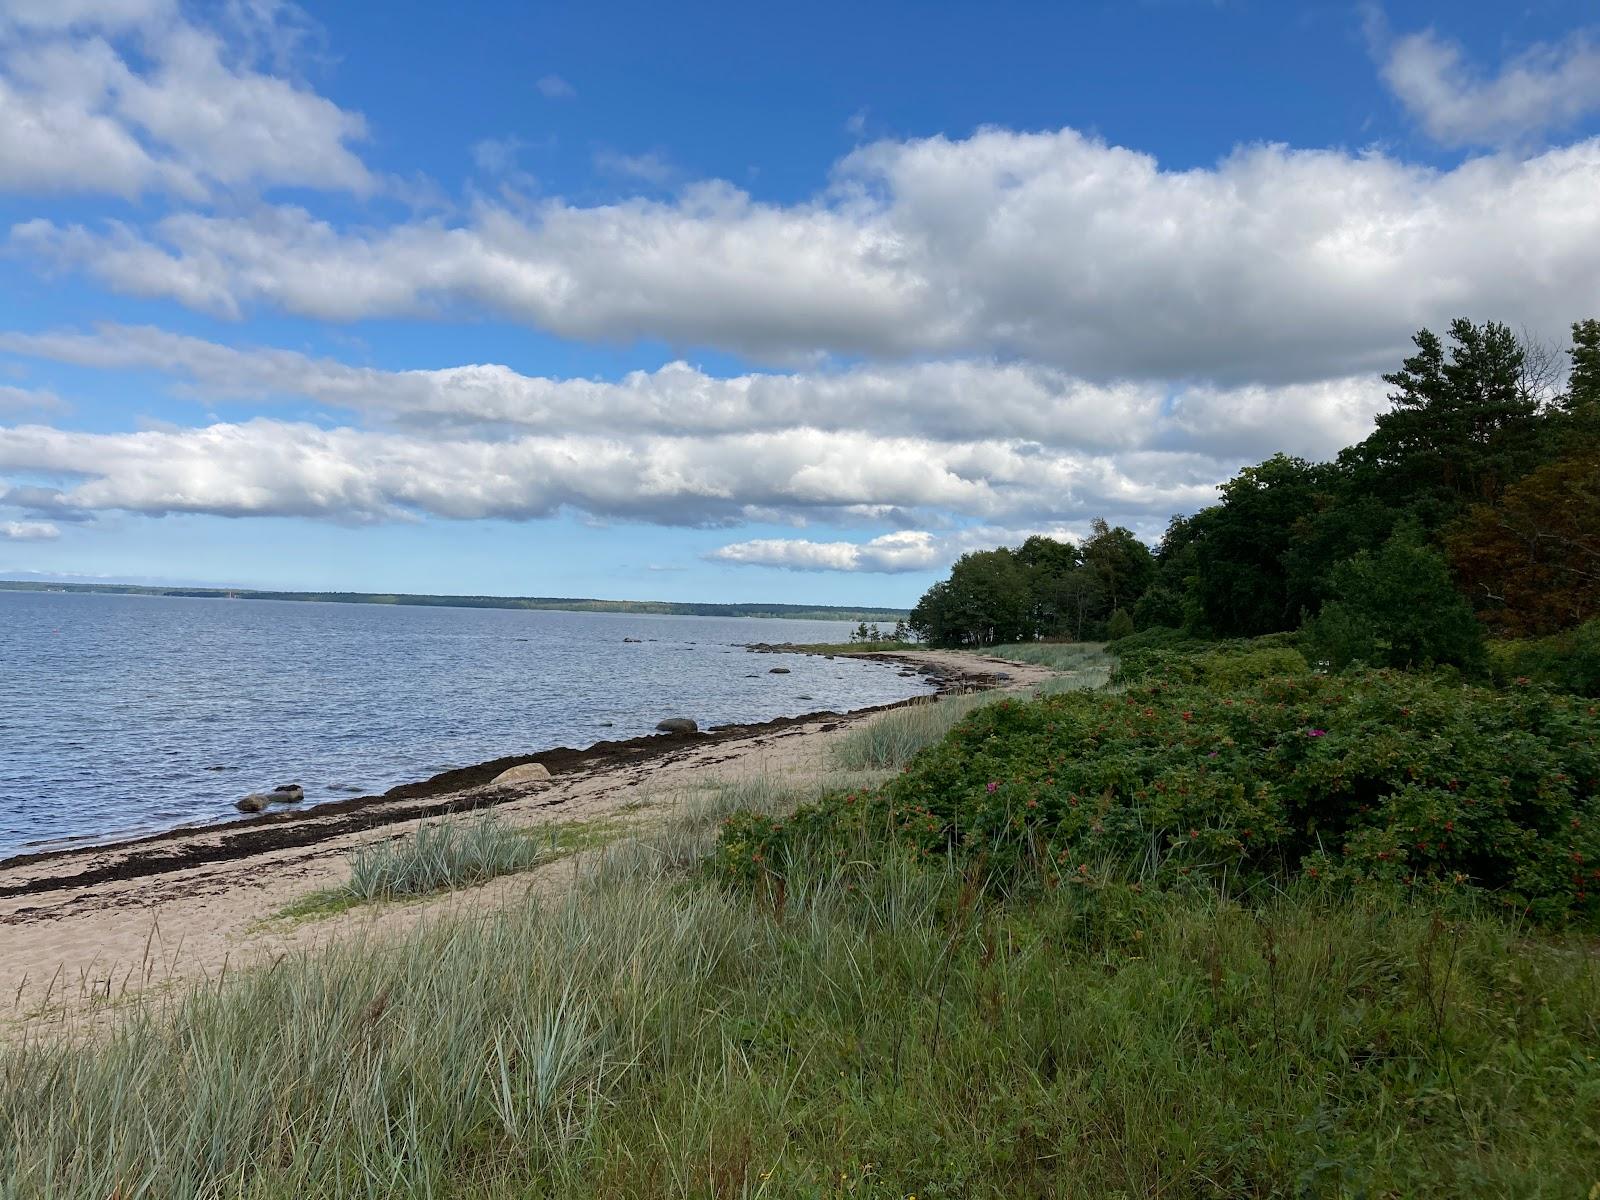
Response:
[4, 644, 1598, 1198]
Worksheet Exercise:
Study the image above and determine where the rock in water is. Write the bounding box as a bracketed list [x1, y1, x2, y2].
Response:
[655, 717, 698, 735]
[269, 784, 304, 804]
[769, 667, 791, 674]
[490, 762, 552, 789]
[235, 793, 272, 813]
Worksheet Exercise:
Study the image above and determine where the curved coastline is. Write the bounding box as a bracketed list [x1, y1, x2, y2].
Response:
[0, 650, 1009, 900]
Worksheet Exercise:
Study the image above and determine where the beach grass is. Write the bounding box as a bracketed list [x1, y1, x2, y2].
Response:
[269, 816, 618, 925]
[988, 639, 1112, 674]
[5, 812, 1598, 1197]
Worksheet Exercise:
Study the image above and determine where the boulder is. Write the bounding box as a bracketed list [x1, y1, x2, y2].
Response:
[655, 717, 698, 735]
[235, 793, 272, 813]
[490, 762, 552, 789]
[769, 667, 791, 674]
[269, 784, 304, 804]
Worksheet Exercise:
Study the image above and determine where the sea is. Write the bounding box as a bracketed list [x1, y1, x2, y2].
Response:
[0, 590, 932, 859]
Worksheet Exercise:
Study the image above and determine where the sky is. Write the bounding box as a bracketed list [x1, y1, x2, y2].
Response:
[0, 0, 1598, 606]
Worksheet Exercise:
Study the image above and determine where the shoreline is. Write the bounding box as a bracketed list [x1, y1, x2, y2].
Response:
[0, 648, 1054, 1034]
[0, 650, 1006, 900]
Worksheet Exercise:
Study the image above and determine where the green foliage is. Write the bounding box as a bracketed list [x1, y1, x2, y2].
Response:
[1304, 530, 1485, 673]
[1489, 618, 1600, 698]
[717, 670, 1600, 925]
[1189, 454, 1335, 636]
[1104, 607, 1135, 640]
[909, 546, 1034, 647]
[1110, 631, 1304, 687]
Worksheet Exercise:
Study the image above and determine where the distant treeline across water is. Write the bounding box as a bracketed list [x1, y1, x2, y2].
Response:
[0, 580, 907, 623]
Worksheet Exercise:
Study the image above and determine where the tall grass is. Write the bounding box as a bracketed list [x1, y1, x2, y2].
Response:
[989, 640, 1112, 677]
[5, 828, 1598, 1196]
[345, 814, 558, 900]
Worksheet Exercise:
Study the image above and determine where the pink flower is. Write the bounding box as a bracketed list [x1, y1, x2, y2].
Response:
[1307, 729, 1327, 738]
[986, 780, 999, 794]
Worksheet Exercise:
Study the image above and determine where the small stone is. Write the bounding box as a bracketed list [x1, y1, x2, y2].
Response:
[655, 717, 698, 735]
[235, 793, 272, 813]
[769, 667, 791, 674]
[490, 762, 552, 789]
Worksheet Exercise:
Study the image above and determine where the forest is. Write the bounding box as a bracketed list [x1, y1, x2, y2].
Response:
[909, 317, 1600, 692]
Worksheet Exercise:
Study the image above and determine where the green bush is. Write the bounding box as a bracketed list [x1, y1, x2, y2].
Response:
[1105, 607, 1136, 640]
[715, 669, 1600, 925]
[1112, 634, 1308, 688]
[1303, 531, 1486, 674]
[1489, 618, 1600, 697]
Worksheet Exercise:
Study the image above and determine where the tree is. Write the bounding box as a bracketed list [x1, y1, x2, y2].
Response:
[1568, 318, 1600, 414]
[1349, 318, 1544, 523]
[1447, 447, 1600, 635]
[908, 548, 1033, 647]
[1303, 529, 1485, 673]
[1079, 519, 1155, 620]
[1189, 455, 1332, 637]
[1013, 534, 1081, 636]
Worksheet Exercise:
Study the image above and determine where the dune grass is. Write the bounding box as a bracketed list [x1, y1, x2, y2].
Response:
[5, 816, 1598, 1197]
[988, 640, 1112, 676]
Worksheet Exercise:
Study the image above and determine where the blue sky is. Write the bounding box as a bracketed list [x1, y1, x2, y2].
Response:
[1, 0, 1598, 605]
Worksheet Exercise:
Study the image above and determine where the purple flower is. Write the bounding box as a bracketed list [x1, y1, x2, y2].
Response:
[986, 780, 999, 793]
[1208, 751, 1218, 758]
[1307, 729, 1327, 738]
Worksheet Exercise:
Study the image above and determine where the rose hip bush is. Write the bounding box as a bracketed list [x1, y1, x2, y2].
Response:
[714, 669, 1600, 924]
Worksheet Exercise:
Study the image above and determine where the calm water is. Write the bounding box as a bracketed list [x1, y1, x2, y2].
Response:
[0, 591, 930, 858]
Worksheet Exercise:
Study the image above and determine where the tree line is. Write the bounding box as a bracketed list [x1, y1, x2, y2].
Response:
[909, 317, 1600, 667]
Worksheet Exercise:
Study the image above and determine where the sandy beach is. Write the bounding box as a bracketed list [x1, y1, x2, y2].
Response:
[0, 648, 1053, 1037]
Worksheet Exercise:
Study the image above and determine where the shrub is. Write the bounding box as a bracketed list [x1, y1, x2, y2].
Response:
[1112, 635, 1308, 688]
[1303, 531, 1486, 674]
[716, 670, 1600, 925]
[1105, 607, 1136, 640]
[1489, 618, 1600, 697]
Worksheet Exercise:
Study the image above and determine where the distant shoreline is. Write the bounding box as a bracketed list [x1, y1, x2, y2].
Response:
[0, 580, 908, 623]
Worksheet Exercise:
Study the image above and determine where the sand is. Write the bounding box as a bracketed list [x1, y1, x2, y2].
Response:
[0, 649, 1055, 1038]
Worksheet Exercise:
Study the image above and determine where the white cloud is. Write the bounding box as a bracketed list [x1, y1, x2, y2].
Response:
[709, 523, 1099, 574]
[711, 531, 940, 573]
[1378, 24, 1600, 147]
[0, 323, 1387, 458]
[0, 0, 370, 197]
[16, 128, 1600, 380]
[0, 519, 59, 540]
[0, 418, 1227, 531]
[535, 74, 574, 100]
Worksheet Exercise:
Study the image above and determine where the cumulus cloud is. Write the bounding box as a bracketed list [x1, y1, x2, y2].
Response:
[0, 322, 1387, 458]
[710, 531, 940, 573]
[0, 519, 59, 541]
[14, 128, 1600, 380]
[0, 0, 370, 197]
[0, 417, 1229, 531]
[1378, 24, 1600, 147]
[709, 523, 1100, 574]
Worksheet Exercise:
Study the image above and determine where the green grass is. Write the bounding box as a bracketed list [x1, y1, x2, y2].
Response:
[269, 816, 618, 924]
[989, 640, 1112, 676]
[6, 828, 1598, 1196]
